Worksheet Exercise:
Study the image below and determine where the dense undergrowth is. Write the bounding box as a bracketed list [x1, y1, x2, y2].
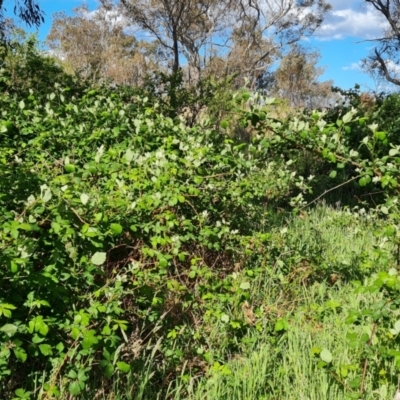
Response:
[2, 35, 400, 400]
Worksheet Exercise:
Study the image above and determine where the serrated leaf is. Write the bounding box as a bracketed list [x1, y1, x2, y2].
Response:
[37, 321, 49, 336]
[110, 223, 123, 235]
[116, 361, 131, 373]
[0, 323, 17, 337]
[82, 331, 99, 349]
[158, 258, 168, 268]
[374, 131, 386, 141]
[56, 342, 64, 353]
[13, 347, 27, 362]
[349, 376, 361, 389]
[51, 222, 61, 233]
[67, 370, 77, 379]
[68, 381, 81, 396]
[320, 348, 333, 363]
[14, 388, 31, 398]
[359, 176, 370, 187]
[91, 252, 106, 266]
[80, 193, 89, 205]
[39, 344, 53, 356]
[102, 325, 111, 336]
[32, 334, 45, 344]
[274, 318, 288, 332]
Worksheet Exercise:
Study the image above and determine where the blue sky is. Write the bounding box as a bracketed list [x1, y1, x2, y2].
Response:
[4, 0, 393, 91]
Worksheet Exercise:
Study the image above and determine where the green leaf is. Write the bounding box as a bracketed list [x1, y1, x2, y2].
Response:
[374, 131, 386, 141]
[358, 176, 370, 187]
[56, 342, 65, 353]
[348, 376, 361, 389]
[70, 327, 81, 340]
[320, 348, 332, 363]
[342, 110, 354, 124]
[14, 388, 31, 398]
[51, 222, 61, 234]
[116, 361, 131, 373]
[68, 370, 77, 379]
[68, 381, 81, 396]
[391, 320, 400, 335]
[110, 223, 123, 235]
[0, 303, 16, 318]
[103, 363, 114, 378]
[102, 325, 111, 336]
[158, 258, 168, 268]
[381, 206, 389, 215]
[0, 323, 18, 337]
[274, 318, 288, 332]
[389, 148, 399, 156]
[28, 316, 49, 336]
[39, 344, 53, 356]
[220, 314, 230, 323]
[329, 170, 337, 178]
[82, 331, 99, 349]
[91, 252, 106, 266]
[80, 193, 89, 205]
[13, 347, 27, 363]
[64, 164, 76, 174]
[239, 282, 251, 290]
[32, 334, 45, 344]
[124, 149, 134, 163]
[40, 185, 52, 203]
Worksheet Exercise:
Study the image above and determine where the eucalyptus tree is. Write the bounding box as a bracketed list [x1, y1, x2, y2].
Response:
[117, 0, 234, 83]
[273, 45, 335, 108]
[47, 3, 156, 85]
[118, 0, 331, 87]
[363, 0, 400, 86]
[0, 0, 44, 40]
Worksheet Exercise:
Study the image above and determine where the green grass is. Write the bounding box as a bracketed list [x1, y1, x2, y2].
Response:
[34, 204, 400, 399]
[168, 283, 398, 400]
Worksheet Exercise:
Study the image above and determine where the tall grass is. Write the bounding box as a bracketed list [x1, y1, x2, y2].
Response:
[46, 204, 399, 399]
[169, 284, 397, 400]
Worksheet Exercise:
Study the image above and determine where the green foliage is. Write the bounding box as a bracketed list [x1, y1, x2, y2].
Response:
[5, 30, 400, 400]
[0, 29, 82, 97]
[0, 51, 306, 398]
[374, 93, 400, 146]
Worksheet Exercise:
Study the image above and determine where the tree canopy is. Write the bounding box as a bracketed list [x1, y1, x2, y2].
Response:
[117, 0, 331, 87]
[363, 0, 400, 86]
[0, 0, 44, 39]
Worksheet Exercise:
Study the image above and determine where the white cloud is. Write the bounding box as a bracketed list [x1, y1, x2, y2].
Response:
[315, 1, 388, 41]
[385, 60, 400, 75]
[342, 62, 362, 71]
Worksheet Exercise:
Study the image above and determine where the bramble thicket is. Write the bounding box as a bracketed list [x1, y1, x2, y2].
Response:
[3, 29, 400, 400]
